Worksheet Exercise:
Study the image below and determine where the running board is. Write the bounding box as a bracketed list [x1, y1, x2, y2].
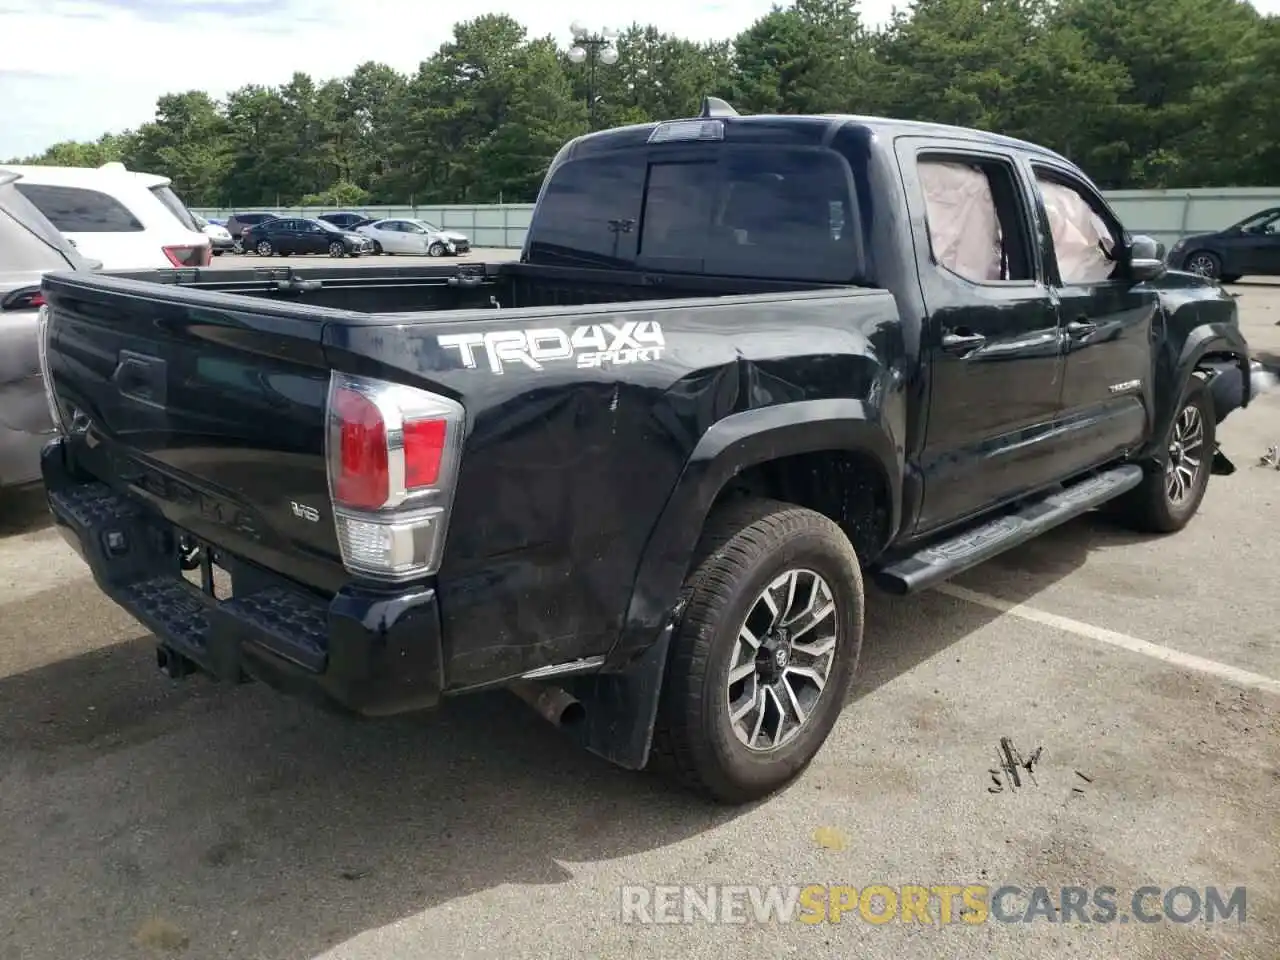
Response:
[874, 464, 1144, 596]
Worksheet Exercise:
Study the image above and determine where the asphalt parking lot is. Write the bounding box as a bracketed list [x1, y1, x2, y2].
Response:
[0, 277, 1277, 960]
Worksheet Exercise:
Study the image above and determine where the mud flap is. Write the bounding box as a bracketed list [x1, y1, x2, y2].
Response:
[1211, 447, 1237, 476]
[563, 624, 674, 771]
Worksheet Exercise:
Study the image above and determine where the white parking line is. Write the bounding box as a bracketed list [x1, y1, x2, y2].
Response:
[934, 582, 1280, 697]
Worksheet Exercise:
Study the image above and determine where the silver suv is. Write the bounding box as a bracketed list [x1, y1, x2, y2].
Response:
[0, 167, 97, 490]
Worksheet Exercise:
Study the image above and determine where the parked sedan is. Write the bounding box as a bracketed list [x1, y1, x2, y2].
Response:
[1166, 206, 1280, 282]
[224, 212, 282, 253]
[192, 212, 234, 255]
[356, 218, 471, 256]
[243, 217, 372, 257]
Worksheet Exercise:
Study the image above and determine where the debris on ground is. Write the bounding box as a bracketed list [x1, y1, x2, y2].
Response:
[1258, 446, 1280, 469]
[987, 738, 1043, 793]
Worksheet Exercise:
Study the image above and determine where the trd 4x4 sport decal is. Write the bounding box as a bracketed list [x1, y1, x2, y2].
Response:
[437, 320, 665, 374]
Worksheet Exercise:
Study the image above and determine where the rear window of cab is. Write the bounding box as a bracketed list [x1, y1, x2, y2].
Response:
[526, 143, 865, 284]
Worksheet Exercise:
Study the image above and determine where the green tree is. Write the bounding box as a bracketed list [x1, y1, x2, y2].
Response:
[7, 2, 1277, 200]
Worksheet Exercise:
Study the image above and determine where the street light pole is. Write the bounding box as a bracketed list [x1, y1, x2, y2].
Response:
[568, 21, 619, 132]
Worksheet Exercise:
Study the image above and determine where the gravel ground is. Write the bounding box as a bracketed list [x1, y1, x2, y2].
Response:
[0, 277, 1276, 960]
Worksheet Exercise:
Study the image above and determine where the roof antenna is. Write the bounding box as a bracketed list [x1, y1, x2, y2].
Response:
[700, 96, 739, 119]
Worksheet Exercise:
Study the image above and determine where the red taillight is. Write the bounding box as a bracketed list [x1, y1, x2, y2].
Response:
[325, 372, 466, 581]
[333, 387, 390, 510]
[162, 244, 211, 267]
[404, 418, 448, 488]
[0, 287, 44, 311]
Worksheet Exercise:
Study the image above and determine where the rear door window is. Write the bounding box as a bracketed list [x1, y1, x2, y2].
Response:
[14, 184, 144, 233]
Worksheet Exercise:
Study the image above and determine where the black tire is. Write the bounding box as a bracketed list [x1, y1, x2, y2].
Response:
[1220, 273, 1242, 284]
[650, 498, 864, 805]
[1107, 377, 1215, 533]
[328, 241, 346, 258]
[428, 241, 446, 257]
[212, 250, 223, 257]
[255, 240, 273, 257]
[1184, 250, 1221, 280]
[372, 241, 383, 255]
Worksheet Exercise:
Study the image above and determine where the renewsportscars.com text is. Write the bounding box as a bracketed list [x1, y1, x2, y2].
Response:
[619, 884, 1247, 926]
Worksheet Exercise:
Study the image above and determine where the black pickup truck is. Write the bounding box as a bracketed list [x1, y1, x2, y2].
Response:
[36, 99, 1263, 804]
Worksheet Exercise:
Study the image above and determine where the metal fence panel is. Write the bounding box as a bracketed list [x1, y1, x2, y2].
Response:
[193, 188, 1280, 252]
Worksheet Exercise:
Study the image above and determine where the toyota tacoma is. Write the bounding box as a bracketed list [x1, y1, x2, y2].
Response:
[35, 99, 1263, 804]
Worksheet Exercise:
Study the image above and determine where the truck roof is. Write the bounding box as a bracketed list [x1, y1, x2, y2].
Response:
[559, 101, 1071, 168]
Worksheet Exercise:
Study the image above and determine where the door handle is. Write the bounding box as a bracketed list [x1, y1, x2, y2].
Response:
[940, 329, 987, 354]
[1066, 318, 1097, 338]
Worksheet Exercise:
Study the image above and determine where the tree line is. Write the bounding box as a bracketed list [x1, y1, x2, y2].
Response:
[9, 0, 1278, 207]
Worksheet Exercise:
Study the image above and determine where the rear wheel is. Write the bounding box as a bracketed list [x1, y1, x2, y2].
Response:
[650, 498, 864, 805]
[1106, 377, 1215, 533]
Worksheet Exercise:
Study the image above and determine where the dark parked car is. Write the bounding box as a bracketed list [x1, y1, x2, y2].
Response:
[0, 167, 98, 491]
[243, 217, 372, 257]
[1166, 207, 1280, 282]
[224, 212, 282, 252]
[36, 100, 1266, 805]
[318, 212, 376, 230]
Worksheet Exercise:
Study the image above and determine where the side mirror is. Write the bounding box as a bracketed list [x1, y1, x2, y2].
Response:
[1127, 234, 1167, 282]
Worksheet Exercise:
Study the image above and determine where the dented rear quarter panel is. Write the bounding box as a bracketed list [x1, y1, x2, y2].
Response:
[323, 287, 906, 689]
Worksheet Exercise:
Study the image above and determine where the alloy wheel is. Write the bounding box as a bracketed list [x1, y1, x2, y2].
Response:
[1165, 403, 1205, 504]
[1186, 253, 1218, 278]
[726, 568, 839, 753]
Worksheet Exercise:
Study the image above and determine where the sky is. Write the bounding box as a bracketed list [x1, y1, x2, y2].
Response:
[1, 0, 1277, 160]
[0, 0, 894, 159]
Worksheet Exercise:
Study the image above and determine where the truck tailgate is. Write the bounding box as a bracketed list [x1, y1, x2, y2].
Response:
[41, 272, 348, 592]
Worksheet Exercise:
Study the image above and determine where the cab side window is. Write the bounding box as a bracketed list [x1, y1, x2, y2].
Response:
[1032, 169, 1120, 285]
[917, 156, 1033, 284]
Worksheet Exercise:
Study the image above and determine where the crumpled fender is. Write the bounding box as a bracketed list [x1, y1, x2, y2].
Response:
[606, 397, 901, 671]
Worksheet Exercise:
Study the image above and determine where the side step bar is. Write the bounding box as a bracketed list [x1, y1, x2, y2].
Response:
[874, 464, 1144, 596]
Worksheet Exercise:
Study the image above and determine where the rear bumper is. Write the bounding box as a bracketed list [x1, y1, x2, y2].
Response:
[41, 438, 445, 716]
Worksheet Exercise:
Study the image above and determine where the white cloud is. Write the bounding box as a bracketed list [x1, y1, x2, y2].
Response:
[0, 0, 905, 158]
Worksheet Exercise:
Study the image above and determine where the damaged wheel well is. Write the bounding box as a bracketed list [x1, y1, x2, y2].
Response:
[711, 449, 893, 565]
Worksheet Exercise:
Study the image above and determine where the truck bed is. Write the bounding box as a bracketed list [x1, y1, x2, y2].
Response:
[40, 261, 899, 692]
[104, 260, 842, 315]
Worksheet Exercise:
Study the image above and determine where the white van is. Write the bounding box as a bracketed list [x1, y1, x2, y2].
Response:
[4, 162, 211, 270]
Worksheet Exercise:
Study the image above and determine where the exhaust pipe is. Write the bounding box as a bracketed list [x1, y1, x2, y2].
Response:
[509, 680, 586, 729]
